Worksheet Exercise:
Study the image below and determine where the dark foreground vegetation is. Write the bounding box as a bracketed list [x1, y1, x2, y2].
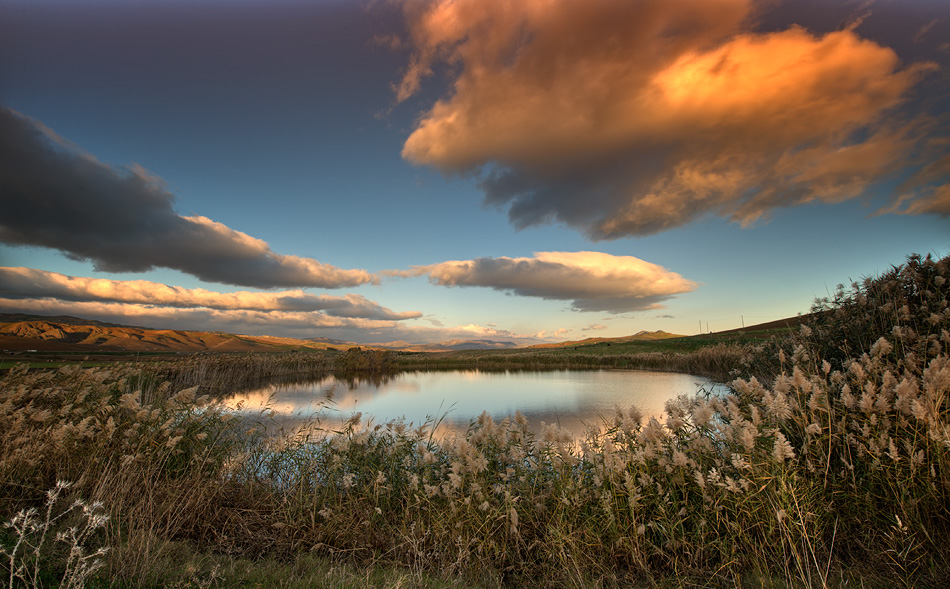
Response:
[1, 253, 948, 587]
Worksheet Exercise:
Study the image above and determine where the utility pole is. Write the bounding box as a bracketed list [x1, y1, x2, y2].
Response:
[699, 320, 702, 334]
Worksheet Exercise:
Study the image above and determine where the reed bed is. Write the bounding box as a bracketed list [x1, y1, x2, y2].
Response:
[393, 343, 751, 383]
[1, 253, 948, 587]
[137, 351, 337, 402]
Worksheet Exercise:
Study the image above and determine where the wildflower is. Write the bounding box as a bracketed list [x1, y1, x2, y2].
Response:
[730, 453, 751, 470]
[792, 344, 809, 364]
[724, 476, 741, 493]
[841, 384, 856, 409]
[343, 473, 356, 489]
[887, 438, 901, 462]
[477, 411, 494, 428]
[345, 412, 363, 428]
[763, 389, 792, 421]
[850, 361, 866, 381]
[739, 424, 756, 452]
[469, 453, 489, 473]
[627, 405, 643, 426]
[672, 450, 688, 468]
[870, 337, 893, 358]
[448, 472, 462, 492]
[171, 386, 198, 404]
[693, 470, 706, 490]
[118, 392, 141, 411]
[641, 418, 665, 443]
[749, 405, 762, 427]
[691, 401, 713, 427]
[772, 432, 796, 462]
[859, 385, 876, 414]
[792, 366, 808, 390]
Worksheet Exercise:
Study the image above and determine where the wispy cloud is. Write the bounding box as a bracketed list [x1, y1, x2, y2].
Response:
[0, 267, 570, 344]
[396, 0, 948, 238]
[396, 251, 696, 313]
[0, 106, 376, 288]
[0, 267, 418, 321]
[0, 298, 396, 334]
[0, 295, 552, 346]
[582, 324, 607, 332]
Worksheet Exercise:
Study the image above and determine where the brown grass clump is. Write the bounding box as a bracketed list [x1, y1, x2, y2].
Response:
[0, 253, 948, 587]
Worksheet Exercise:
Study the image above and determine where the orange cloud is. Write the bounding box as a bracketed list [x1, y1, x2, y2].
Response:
[401, 251, 696, 313]
[397, 0, 946, 237]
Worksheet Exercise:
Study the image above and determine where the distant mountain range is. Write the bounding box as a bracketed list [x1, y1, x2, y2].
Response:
[0, 313, 682, 354]
[526, 330, 682, 349]
[377, 339, 521, 353]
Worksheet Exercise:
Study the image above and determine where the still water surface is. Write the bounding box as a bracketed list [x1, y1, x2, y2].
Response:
[222, 369, 727, 437]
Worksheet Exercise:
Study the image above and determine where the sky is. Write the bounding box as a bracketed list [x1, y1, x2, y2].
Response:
[0, 0, 948, 346]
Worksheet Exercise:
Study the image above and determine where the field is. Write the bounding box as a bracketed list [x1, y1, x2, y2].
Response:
[1, 254, 948, 587]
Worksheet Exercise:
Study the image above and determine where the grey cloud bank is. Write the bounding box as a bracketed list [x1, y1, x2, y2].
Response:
[0, 106, 376, 289]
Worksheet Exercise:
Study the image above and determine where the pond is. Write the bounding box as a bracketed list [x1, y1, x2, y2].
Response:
[220, 369, 728, 438]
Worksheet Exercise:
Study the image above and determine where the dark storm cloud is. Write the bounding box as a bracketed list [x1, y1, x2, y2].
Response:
[0, 106, 376, 288]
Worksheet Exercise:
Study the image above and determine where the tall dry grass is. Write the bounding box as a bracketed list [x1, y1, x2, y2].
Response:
[1, 253, 947, 587]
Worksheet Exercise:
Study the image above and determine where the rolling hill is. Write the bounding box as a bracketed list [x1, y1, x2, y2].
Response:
[0, 313, 801, 355]
[527, 330, 684, 349]
[0, 315, 343, 353]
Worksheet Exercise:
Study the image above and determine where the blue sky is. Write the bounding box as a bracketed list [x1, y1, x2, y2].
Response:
[1, 0, 947, 345]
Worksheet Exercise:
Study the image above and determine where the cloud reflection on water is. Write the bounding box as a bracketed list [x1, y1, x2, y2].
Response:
[220, 369, 727, 439]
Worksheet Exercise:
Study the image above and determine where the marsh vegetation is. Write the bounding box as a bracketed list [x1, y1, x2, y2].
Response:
[1, 254, 948, 587]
